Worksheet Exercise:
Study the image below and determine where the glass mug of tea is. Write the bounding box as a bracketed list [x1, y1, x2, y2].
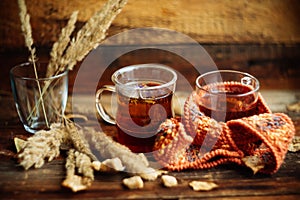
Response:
[96, 64, 177, 153]
[195, 70, 260, 122]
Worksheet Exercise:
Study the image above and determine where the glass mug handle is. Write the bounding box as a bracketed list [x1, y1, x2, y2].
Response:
[95, 85, 116, 125]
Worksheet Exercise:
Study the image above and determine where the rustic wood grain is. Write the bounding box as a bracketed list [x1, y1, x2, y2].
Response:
[0, 100, 299, 199]
[0, 155, 299, 199]
[1, 44, 299, 95]
[1, 0, 299, 51]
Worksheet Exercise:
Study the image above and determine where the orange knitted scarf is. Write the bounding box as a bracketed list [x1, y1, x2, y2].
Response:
[153, 92, 295, 174]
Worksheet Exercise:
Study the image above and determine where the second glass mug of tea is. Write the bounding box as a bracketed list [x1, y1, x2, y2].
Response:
[95, 64, 177, 153]
[194, 70, 260, 122]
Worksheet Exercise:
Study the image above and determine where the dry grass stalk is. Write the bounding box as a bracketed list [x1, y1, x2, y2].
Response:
[17, 0, 36, 62]
[65, 121, 98, 161]
[84, 127, 150, 174]
[18, 0, 49, 127]
[18, 123, 69, 170]
[17, 119, 98, 170]
[55, 0, 128, 73]
[47, 11, 79, 77]
[74, 150, 94, 184]
[62, 149, 94, 192]
[62, 149, 88, 192]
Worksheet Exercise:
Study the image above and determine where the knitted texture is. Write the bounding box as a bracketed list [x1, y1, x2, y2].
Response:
[153, 92, 295, 174]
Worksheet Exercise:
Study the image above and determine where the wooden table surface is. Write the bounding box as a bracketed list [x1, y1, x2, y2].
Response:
[0, 46, 300, 199]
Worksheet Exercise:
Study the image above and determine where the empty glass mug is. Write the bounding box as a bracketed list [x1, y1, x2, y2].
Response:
[10, 62, 68, 133]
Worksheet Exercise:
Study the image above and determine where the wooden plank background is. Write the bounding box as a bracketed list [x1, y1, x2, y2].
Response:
[0, 0, 300, 51]
[0, 0, 299, 93]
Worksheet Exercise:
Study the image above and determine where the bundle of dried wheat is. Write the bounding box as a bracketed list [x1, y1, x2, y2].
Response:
[18, 123, 69, 170]
[18, 0, 127, 77]
[16, 0, 130, 192]
[47, 0, 128, 76]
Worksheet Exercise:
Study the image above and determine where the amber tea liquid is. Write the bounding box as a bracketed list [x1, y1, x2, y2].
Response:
[197, 82, 257, 122]
[116, 81, 173, 153]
